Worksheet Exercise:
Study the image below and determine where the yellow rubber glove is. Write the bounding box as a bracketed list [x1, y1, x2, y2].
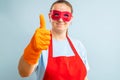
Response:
[23, 14, 50, 65]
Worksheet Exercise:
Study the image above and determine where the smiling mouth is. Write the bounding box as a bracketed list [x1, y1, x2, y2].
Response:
[57, 23, 64, 25]
[56, 22, 64, 25]
[57, 24, 64, 27]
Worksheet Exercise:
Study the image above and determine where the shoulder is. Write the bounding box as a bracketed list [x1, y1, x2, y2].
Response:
[68, 36, 85, 50]
[68, 36, 87, 61]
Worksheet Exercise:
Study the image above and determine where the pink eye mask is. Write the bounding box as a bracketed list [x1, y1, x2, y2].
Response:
[50, 10, 72, 22]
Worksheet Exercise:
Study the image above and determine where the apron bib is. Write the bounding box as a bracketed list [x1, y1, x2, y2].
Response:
[43, 36, 87, 80]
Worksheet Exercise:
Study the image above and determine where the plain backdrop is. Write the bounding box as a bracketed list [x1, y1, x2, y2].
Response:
[0, 0, 120, 80]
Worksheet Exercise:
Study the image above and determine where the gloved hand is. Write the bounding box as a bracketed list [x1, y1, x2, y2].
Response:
[23, 14, 50, 65]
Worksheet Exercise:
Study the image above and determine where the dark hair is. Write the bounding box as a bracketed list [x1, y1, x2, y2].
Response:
[50, 0, 73, 13]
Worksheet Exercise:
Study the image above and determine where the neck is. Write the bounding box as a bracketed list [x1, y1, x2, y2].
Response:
[51, 30, 67, 40]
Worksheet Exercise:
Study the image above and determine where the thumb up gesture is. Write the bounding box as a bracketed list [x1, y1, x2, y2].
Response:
[32, 14, 51, 51]
[23, 14, 50, 65]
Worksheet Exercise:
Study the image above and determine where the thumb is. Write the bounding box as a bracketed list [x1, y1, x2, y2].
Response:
[39, 14, 46, 29]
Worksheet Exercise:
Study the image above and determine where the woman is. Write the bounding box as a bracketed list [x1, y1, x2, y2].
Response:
[18, 0, 89, 80]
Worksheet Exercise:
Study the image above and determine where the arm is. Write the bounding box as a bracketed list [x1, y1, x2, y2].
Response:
[18, 14, 50, 77]
[18, 56, 37, 77]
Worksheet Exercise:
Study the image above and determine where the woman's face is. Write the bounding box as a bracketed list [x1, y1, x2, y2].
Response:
[49, 3, 73, 33]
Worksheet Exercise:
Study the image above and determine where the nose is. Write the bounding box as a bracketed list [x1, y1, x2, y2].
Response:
[58, 17, 64, 22]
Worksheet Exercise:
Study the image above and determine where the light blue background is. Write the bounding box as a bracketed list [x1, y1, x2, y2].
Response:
[0, 0, 120, 80]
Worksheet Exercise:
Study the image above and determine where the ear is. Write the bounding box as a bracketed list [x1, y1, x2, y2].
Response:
[48, 13, 50, 18]
[48, 13, 51, 22]
[71, 15, 73, 21]
[69, 15, 73, 23]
